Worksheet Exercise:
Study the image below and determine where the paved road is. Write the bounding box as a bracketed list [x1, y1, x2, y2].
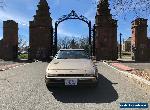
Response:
[0, 62, 149, 110]
[0, 60, 17, 67]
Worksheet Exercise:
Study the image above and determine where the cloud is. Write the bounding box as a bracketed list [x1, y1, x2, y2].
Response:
[84, 8, 96, 25]
[58, 28, 80, 37]
[0, 10, 29, 27]
[0, 0, 34, 27]
[54, 21, 81, 37]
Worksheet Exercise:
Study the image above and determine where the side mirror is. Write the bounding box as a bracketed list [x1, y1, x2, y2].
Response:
[50, 56, 54, 60]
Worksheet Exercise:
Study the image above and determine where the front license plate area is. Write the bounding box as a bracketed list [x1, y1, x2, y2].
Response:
[65, 79, 78, 86]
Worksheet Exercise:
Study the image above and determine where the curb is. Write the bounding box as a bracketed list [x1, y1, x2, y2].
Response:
[0, 63, 30, 71]
[102, 61, 150, 93]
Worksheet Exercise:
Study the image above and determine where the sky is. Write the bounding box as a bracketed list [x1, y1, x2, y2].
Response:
[0, 0, 149, 45]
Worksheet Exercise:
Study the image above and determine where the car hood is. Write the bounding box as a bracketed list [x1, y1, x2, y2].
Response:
[46, 59, 95, 74]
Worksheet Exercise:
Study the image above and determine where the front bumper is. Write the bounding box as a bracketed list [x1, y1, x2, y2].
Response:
[45, 75, 98, 86]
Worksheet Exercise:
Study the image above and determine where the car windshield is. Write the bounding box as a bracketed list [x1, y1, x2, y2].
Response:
[56, 50, 89, 59]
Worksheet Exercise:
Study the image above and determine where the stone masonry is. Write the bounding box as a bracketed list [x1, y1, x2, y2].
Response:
[95, 0, 118, 61]
[0, 20, 18, 60]
[131, 18, 150, 61]
[29, 0, 53, 61]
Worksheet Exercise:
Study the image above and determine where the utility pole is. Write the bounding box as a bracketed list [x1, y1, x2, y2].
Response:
[93, 24, 95, 56]
[120, 33, 122, 59]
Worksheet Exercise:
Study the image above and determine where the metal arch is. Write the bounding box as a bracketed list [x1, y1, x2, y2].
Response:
[56, 10, 90, 25]
[54, 10, 92, 55]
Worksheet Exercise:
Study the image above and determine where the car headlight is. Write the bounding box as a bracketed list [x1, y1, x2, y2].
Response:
[46, 73, 58, 77]
[85, 74, 95, 77]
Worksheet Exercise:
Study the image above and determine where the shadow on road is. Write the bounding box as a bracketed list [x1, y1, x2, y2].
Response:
[47, 74, 118, 103]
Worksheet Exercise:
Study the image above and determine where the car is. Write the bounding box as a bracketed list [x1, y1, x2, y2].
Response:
[45, 49, 98, 87]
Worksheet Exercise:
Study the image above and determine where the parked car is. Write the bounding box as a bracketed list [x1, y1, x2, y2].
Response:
[45, 49, 98, 87]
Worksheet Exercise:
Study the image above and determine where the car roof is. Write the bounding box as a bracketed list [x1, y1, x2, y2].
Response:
[59, 49, 84, 51]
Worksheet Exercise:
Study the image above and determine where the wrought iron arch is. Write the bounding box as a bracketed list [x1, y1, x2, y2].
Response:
[56, 10, 90, 25]
[54, 10, 92, 55]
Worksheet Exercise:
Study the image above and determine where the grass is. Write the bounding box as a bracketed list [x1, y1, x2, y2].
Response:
[18, 54, 28, 59]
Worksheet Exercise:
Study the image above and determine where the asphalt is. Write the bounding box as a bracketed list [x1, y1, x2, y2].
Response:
[0, 61, 149, 110]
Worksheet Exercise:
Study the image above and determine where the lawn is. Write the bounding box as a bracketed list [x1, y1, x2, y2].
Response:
[18, 54, 28, 59]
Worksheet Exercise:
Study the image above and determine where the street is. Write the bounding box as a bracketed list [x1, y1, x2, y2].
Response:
[0, 62, 149, 110]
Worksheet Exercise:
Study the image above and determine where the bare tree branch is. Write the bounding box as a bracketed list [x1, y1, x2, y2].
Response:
[92, 0, 150, 18]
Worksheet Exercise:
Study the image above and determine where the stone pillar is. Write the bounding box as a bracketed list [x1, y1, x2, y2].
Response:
[131, 18, 149, 61]
[95, 0, 118, 61]
[2, 20, 18, 60]
[0, 39, 3, 58]
[29, 0, 53, 61]
[148, 40, 150, 60]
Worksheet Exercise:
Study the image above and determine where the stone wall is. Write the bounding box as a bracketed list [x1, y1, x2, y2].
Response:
[148, 39, 150, 60]
[0, 39, 3, 58]
[29, 0, 53, 61]
[0, 20, 18, 60]
[95, 0, 118, 61]
[131, 18, 149, 61]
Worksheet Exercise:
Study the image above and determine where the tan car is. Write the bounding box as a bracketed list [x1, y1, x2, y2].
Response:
[45, 49, 98, 87]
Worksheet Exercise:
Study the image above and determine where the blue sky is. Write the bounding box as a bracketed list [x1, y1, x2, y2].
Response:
[0, 0, 149, 45]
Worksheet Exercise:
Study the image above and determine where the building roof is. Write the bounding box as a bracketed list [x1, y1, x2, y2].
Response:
[125, 37, 131, 42]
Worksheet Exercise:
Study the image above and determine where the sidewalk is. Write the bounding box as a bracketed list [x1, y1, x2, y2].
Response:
[0, 59, 27, 71]
[106, 59, 150, 81]
[103, 58, 150, 93]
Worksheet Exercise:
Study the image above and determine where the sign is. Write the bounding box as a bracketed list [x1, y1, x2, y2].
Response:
[65, 79, 78, 86]
[120, 103, 148, 108]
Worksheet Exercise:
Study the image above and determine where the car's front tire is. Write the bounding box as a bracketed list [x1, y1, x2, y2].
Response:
[92, 75, 99, 87]
[93, 80, 98, 87]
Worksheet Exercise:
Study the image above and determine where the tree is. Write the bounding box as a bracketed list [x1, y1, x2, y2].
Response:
[18, 36, 28, 54]
[58, 36, 71, 49]
[112, 0, 150, 17]
[69, 39, 79, 49]
[92, 0, 150, 18]
[78, 37, 90, 54]
[57, 36, 89, 50]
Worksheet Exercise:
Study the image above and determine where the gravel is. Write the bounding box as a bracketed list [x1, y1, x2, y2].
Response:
[0, 61, 149, 110]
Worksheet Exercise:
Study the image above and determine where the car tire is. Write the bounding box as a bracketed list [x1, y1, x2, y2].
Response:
[93, 80, 98, 87]
[45, 75, 50, 86]
[45, 76, 56, 88]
